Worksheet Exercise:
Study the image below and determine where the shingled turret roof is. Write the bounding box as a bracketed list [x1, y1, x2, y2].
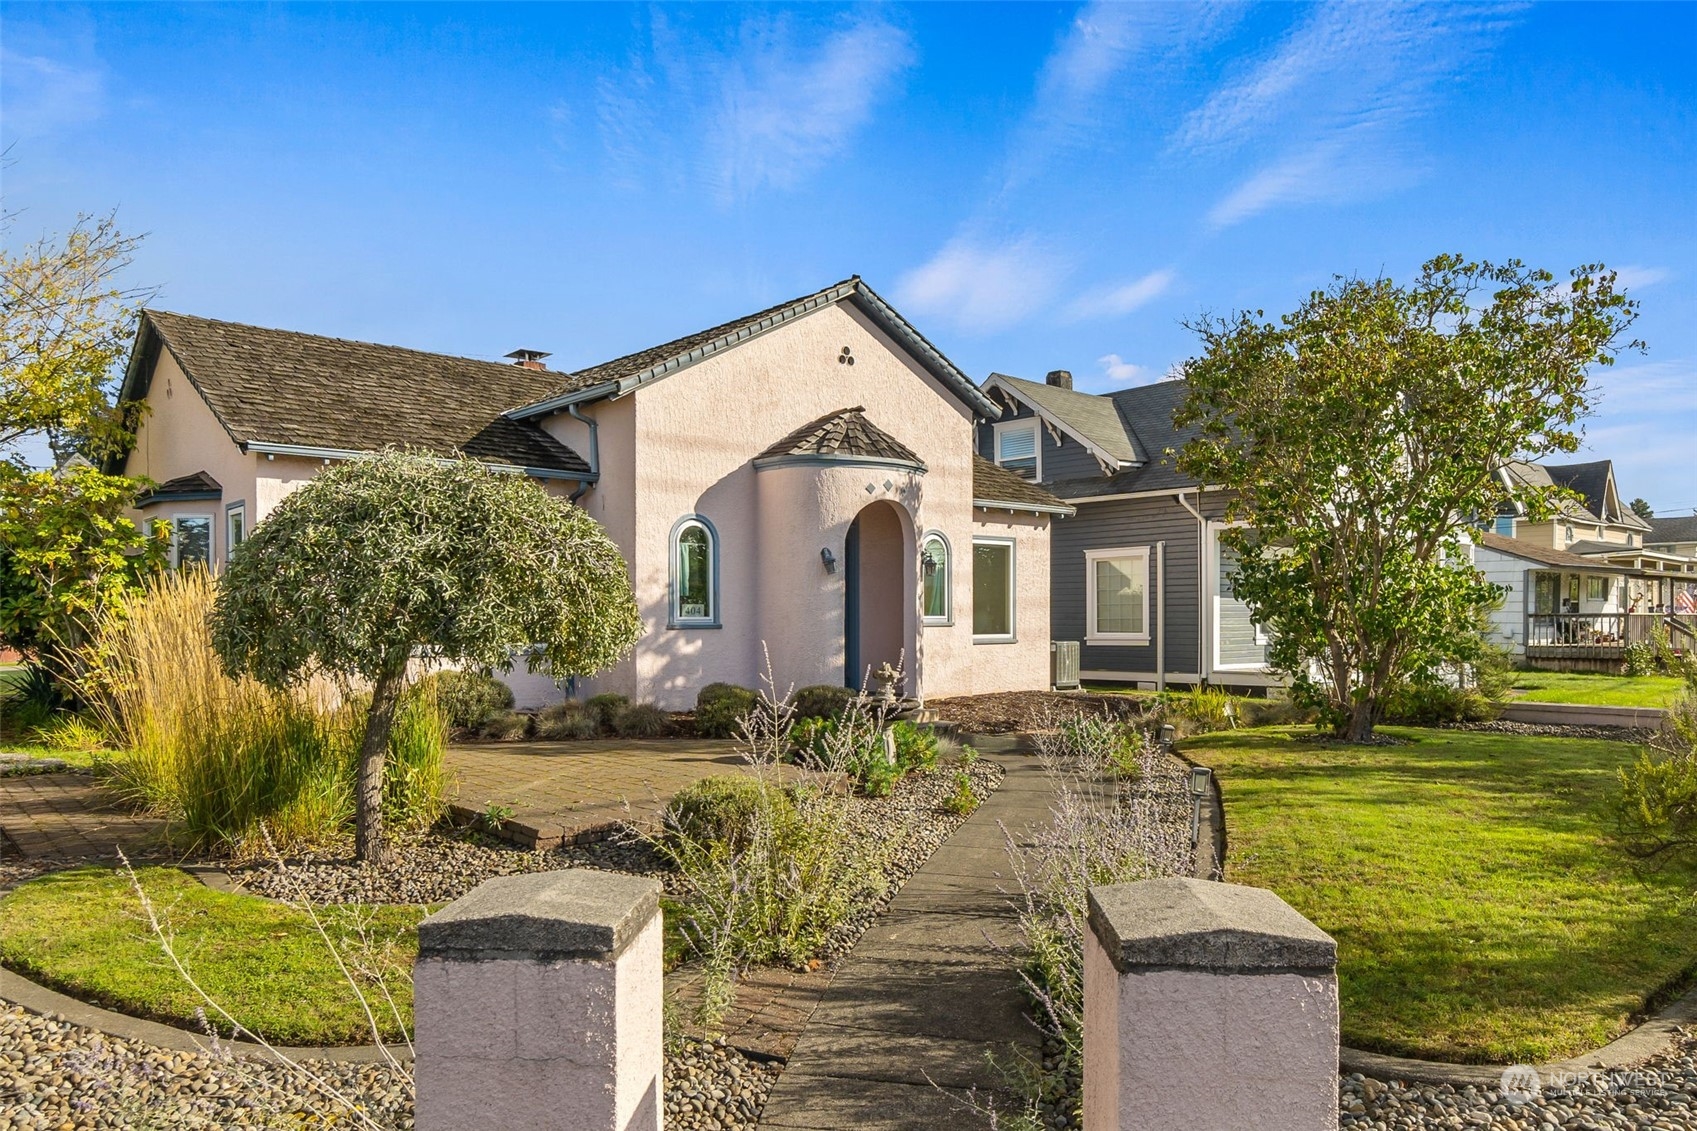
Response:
[755, 407, 923, 467]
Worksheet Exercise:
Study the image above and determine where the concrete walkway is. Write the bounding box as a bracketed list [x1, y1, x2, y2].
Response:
[758, 745, 1054, 1130]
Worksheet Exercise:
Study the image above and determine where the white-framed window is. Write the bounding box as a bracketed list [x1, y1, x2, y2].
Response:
[1564, 524, 1575, 543]
[1084, 546, 1150, 644]
[670, 516, 719, 627]
[972, 537, 1016, 642]
[170, 515, 214, 569]
[225, 503, 247, 563]
[993, 420, 1040, 480]
[1585, 576, 1609, 602]
[920, 532, 952, 625]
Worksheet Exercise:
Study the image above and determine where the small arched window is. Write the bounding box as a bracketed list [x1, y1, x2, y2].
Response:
[671, 516, 719, 627]
[921, 532, 951, 624]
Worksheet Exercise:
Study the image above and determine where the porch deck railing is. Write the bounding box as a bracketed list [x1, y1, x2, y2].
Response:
[1525, 612, 1697, 653]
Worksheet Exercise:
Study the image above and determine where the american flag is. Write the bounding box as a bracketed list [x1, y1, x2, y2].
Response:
[1678, 586, 1697, 615]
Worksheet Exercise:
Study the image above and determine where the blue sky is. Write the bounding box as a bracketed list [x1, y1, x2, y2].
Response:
[5, 2, 1694, 509]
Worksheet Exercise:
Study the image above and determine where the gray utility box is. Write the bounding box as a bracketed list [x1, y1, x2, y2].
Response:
[1051, 640, 1081, 690]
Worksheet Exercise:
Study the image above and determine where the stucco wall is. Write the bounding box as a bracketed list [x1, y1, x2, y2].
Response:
[548, 301, 1051, 709]
[940, 509, 1054, 696]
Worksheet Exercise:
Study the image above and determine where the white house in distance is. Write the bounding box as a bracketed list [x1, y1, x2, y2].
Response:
[112, 277, 1073, 708]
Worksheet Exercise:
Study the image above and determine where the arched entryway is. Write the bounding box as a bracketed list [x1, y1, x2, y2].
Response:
[844, 500, 910, 691]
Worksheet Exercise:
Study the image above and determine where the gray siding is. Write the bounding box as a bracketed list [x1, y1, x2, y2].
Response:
[976, 400, 1107, 485]
[1051, 493, 1208, 677]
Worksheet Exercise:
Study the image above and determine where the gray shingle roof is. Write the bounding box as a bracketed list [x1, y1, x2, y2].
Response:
[508, 277, 998, 422]
[1045, 379, 1204, 500]
[984, 373, 1139, 465]
[1648, 515, 1697, 543]
[1473, 530, 1636, 573]
[125, 311, 592, 477]
[136, 470, 222, 507]
[972, 455, 1075, 515]
[755, 407, 923, 467]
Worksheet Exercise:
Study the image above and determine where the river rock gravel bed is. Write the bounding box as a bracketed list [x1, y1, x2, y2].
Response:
[1338, 1029, 1697, 1130]
[1, 1003, 782, 1131]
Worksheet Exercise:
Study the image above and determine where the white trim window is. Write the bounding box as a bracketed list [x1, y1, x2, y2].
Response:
[920, 532, 951, 625]
[171, 514, 214, 569]
[225, 504, 247, 563]
[670, 516, 719, 627]
[972, 537, 1016, 642]
[993, 420, 1040, 480]
[1085, 547, 1150, 644]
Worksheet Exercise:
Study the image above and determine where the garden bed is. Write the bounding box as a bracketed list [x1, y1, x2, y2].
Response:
[1181, 725, 1697, 1064]
[926, 690, 1148, 734]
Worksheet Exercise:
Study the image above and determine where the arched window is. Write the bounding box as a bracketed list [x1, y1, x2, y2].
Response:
[671, 516, 719, 627]
[921, 532, 951, 624]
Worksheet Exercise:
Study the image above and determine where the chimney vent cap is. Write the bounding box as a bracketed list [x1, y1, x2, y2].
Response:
[1045, 369, 1073, 390]
[506, 348, 551, 371]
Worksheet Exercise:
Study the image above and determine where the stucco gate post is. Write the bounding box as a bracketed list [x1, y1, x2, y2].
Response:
[1083, 877, 1339, 1131]
[413, 869, 665, 1131]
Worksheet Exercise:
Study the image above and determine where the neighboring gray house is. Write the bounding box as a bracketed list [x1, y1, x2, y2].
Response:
[976, 370, 1273, 690]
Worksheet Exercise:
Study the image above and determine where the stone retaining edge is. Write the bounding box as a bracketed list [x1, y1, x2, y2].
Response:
[1339, 984, 1697, 1086]
[1498, 700, 1666, 729]
[0, 964, 412, 1063]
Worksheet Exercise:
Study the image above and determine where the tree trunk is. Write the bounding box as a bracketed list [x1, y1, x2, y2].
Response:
[354, 665, 407, 864]
[1343, 697, 1377, 743]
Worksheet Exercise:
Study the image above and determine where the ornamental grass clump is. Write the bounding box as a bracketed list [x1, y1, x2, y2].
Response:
[88, 569, 446, 856]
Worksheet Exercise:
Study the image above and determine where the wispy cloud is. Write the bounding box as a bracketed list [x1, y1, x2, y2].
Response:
[1097, 353, 1145, 382]
[1577, 357, 1697, 511]
[895, 236, 1064, 335]
[1064, 268, 1175, 321]
[1004, 1, 1238, 189]
[1182, 4, 1517, 229]
[593, 12, 914, 204]
[0, 46, 104, 138]
[1612, 265, 1673, 292]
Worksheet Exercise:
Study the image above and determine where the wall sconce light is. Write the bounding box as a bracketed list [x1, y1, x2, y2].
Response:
[820, 547, 837, 574]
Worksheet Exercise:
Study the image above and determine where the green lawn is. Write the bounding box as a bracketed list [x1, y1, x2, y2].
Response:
[0, 867, 427, 1044]
[1182, 726, 1697, 1064]
[1510, 670, 1687, 708]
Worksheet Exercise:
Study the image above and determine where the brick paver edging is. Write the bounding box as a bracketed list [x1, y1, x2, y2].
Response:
[1338, 984, 1697, 1086]
[0, 965, 409, 1062]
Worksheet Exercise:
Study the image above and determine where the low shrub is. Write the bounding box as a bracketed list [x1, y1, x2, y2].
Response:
[2, 665, 65, 736]
[613, 702, 669, 738]
[1381, 680, 1497, 725]
[535, 701, 599, 741]
[942, 767, 980, 815]
[665, 774, 796, 852]
[890, 721, 938, 774]
[1616, 669, 1697, 868]
[477, 711, 532, 741]
[433, 670, 514, 731]
[1157, 686, 1238, 736]
[791, 684, 855, 721]
[695, 683, 758, 738]
[584, 692, 630, 732]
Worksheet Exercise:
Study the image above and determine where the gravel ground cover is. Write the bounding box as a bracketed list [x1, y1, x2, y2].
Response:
[1444, 719, 1656, 743]
[1339, 1029, 1697, 1130]
[0, 1002, 779, 1131]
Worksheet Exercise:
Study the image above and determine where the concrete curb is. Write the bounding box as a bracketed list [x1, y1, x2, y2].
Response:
[1498, 701, 1666, 729]
[1339, 983, 1697, 1084]
[1, 964, 412, 1063]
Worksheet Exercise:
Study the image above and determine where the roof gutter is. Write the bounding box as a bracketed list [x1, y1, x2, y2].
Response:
[241, 441, 596, 483]
[972, 497, 1077, 517]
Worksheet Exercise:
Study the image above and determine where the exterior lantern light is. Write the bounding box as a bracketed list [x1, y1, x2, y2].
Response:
[1187, 764, 1212, 855]
[820, 547, 837, 574]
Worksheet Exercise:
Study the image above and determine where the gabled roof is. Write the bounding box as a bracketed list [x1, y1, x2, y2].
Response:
[118, 311, 592, 478]
[1048, 379, 1205, 501]
[983, 373, 1139, 467]
[1543, 460, 1650, 530]
[1648, 515, 1697, 544]
[972, 455, 1075, 516]
[506, 277, 998, 422]
[136, 470, 222, 507]
[754, 407, 923, 469]
[1472, 530, 1635, 573]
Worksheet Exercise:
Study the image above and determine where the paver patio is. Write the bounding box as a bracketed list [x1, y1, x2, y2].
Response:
[445, 737, 755, 848]
[0, 772, 169, 863]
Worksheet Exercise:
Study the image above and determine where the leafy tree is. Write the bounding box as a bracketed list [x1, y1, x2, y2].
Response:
[2, 212, 151, 462]
[210, 450, 641, 862]
[0, 463, 169, 688]
[1630, 497, 1654, 523]
[1177, 255, 1641, 741]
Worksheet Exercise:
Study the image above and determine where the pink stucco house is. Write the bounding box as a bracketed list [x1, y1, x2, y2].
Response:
[113, 277, 1073, 708]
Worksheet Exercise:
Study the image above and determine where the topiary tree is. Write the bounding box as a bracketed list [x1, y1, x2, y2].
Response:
[210, 450, 640, 862]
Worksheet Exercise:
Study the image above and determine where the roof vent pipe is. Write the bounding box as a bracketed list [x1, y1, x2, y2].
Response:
[1046, 369, 1073, 390]
[506, 349, 551, 371]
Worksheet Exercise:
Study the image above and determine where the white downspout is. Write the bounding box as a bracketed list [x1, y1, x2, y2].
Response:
[1176, 490, 1207, 685]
